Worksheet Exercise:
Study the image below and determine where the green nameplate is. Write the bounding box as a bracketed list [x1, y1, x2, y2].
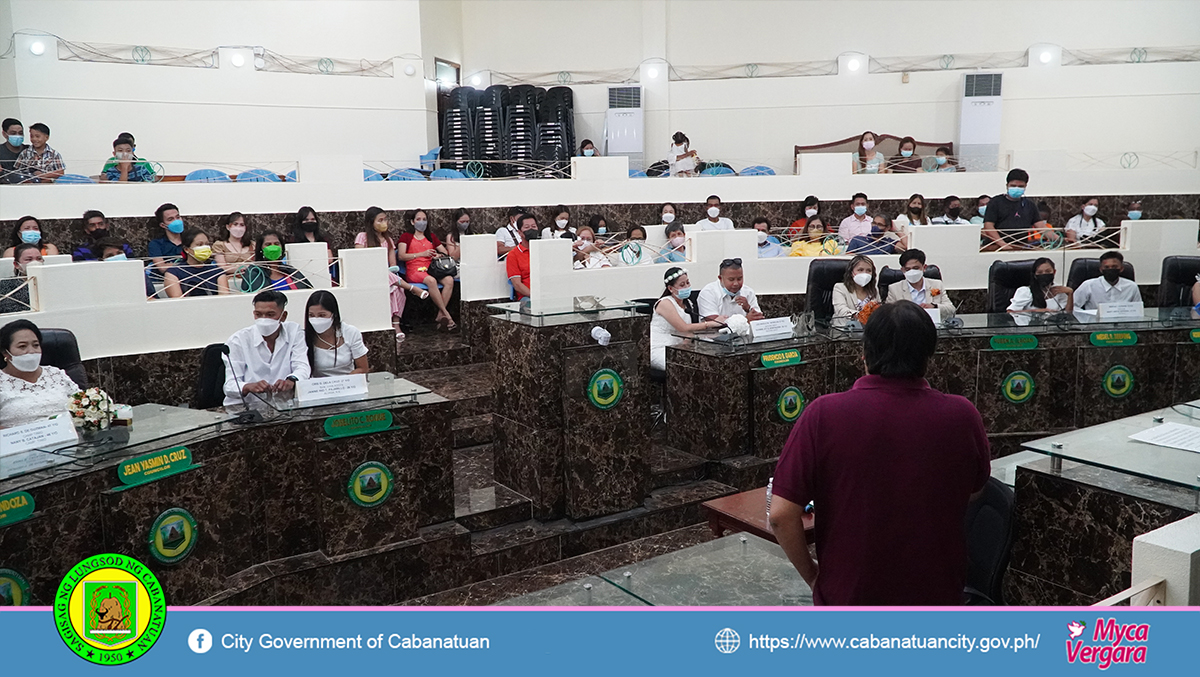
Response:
[1090, 331, 1138, 347]
[118, 446, 193, 486]
[0, 491, 34, 527]
[760, 349, 802, 368]
[324, 409, 394, 439]
[1191, 328, 1200, 343]
[990, 335, 1039, 351]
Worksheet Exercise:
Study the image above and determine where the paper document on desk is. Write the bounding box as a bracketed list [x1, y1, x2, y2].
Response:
[1128, 422, 1200, 454]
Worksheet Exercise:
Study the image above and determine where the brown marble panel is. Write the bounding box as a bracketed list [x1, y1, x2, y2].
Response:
[976, 347, 1078, 435]
[665, 352, 750, 460]
[492, 413, 563, 520]
[362, 328, 397, 375]
[1075, 344, 1178, 428]
[98, 347, 205, 407]
[1174, 341, 1200, 402]
[234, 421, 326, 558]
[461, 298, 508, 362]
[750, 359, 829, 459]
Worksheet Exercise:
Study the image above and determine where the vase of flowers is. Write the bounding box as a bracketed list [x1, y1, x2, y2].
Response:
[68, 388, 115, 432]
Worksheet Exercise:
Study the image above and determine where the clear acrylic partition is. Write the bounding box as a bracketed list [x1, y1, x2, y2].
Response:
[487, 298, 646, 328]
[0, 403, 228, 482]
[823, 308, 1200, 337]
[494, 576, 648, 607]
[1023, 401, 1200, 496]
[248, 372, 431, 413]
[599, 533, 812, 606]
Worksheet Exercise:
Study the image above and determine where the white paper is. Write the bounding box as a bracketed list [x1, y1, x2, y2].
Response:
[295, 373, 369, 404]
[750, 316, 794, 337]
[0, 413, 80, 457]
[925, 306, 942, 325]
[1128, 422, 1200, 454]
[1098, 301, 1145, 321]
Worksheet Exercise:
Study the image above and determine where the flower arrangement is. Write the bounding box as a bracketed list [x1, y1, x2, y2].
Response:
[724, 314, 752, 338]
[856, 300, 882, 325]
[68, 388, 115, 432]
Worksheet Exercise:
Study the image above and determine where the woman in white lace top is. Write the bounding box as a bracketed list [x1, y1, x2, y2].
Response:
[0, 319, 79, 428]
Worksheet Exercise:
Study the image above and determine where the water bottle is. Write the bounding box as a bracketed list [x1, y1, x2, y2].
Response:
[765, 477, 773, 519]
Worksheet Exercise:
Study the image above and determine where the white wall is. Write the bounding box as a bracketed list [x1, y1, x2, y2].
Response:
[420, 0, 463, 149]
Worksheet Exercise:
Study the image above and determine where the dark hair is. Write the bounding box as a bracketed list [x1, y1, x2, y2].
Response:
[1, 119, 20, 134]
[856, 131, 876, 170]
[112, 137, 132, 149]
[447, 208, 471, 243]
[1099, 250, 1124, 264]
[943, 195, 961, 208]
[29, 123, 49, 136]
[304, 289, 343, 371]
[896, 136, 916, 152]
[805, 215, 826, 234]
[705, 195, 721, 204]
[95, 238, 127, 258]
[852, 192, 868, 202]
[402, 208, 428, 234]
[517, 213, 538, 231]
[628, 225, 647, 240]
[1030, 257, 1056, 309]
[507, 206, 525, 219]
[219, 212, 252, 247]
[12, 243, 41, 266]
[256, 229, 285, 262]
[752, 217, 769, 227]
[82, 210, 106, 229]
[899, 249, 926, 266]
[0, 319, 41, 363]
[843, 254, 878, 297]
[672, 131, 689, 146]
[1006, 168, 1029, 183]
[873, 214, 893, 232]
[587, 214, 607, 231]
[253, 289, 288, 309]
[291, 206, 328, 244]
[363, 206, 390, 248]
[664, 222, 685, 238]
[117, 132, 135, 144]
[863, 301, 937, 378]
[936, 146, 951, 155]
[154, 203, 179, 226]
[1037, 201, 1052, 217]
[660, 267, 699, 321]
[180, 227, 207, 252]
[660, 202, 677, 215]
[553, 205, 570, 219]
[802, 195, 819, 209]
[977, 194, 990, 202]
[1127, 200, 1142, 208]
[579, 139, 595, 153]
[10, 216, 41, 247]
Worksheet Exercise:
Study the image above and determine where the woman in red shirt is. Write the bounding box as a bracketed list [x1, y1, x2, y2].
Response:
[397, 209, 456, 330]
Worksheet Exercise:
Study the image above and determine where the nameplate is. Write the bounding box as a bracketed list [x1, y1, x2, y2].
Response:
[925, 306, 942, 326]
[1090, 331, 1138, 347]
[0, 414, 79, 457]
[760, 349, 802, 369]
[296, 373, 369, 404]
[118, 446, 193, 487]
[1192, 328, 1200, 344]
[324, 409, 394, 439]
[750, 317, 794, 338]
[990, 335, 1039, 351]
[0, 491, 34, 528]
[1098, 301, 1145, 321]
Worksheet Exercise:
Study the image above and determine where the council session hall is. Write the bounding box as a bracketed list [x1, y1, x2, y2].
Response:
[1, 0, 1199, 610]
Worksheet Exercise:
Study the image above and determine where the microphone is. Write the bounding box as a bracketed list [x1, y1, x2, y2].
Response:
[220, 344, 265, 425]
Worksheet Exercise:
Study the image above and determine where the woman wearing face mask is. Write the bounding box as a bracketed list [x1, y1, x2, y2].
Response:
[578, 139, 600, 157]
[398, 209, 456, 330]
[542, 205, 576, 240]
[894, 193, 931, 229]
[354, 206, 428, 337]
[571, 225, 612, 269]
[162, 229, 229, 298]
[444, 208, 471, 262]
[213, 212, 255, 275]
[852, 131, 887, 174]
[1008, 257, 1073, 313]
[650, 268, 723, 373]
[970, 195, 990, 225]
[888, 137, 922, 174]
[928, 146, 958, 172]
[669, 132, 698, 177]
[1064, 197, 1107, 244]
[0, 244, 40, 314]
[242, 230, 312, 293]
[289, 206, 332, 248]
[1126, 200, 1143, 222]
[3, 216, 59, 258]
[0, 319, 82, 428]
[304, 290, 369, 378]
[832, 255, 881, 319]
[655, 222, 688, 263]
[659, 202, 678, 229]
[789, 216, 840, 257]
[788, 196, 821, 236]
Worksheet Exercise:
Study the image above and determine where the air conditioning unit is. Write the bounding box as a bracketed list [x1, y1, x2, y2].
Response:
[958, 72, 1002, 172]
[604, 86, 644, 166]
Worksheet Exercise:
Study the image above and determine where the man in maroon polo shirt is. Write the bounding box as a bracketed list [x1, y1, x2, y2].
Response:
[769, 301, 990, 605]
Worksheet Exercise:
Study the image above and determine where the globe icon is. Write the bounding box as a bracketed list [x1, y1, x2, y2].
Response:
[714, 628, 740, 654]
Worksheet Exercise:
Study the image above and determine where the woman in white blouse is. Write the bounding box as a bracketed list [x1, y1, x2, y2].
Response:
[650, 267, 723, 372]
[304, 291, 369, 378]
[668, 131, 698, 177]
[1064, 197, 1106, 244]
[1008, 257, 1074, 313]
[0, 319, 80, 428]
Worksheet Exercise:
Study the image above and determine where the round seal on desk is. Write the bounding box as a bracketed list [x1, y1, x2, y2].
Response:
[54, 553, 166, 666]
[147, 508, 198, 564]
[1002, 371, 1035, 404]
[1103, 365, 1134, 399]
[776, 386, 805, 423]
[586, 369, 625, 411]
[0, 567, 31, 605]
[348, 461, 394, 508]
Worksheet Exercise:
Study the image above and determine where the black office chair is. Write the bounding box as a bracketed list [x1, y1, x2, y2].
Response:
[804, 259, 850, 318]
[630, 297, 660, 316]
[1067, 258, 1136, 290]
[986, 259, 1038, 313]
[40, 328, 88, 390]
[1157, 256, 1200, 307]
[878, 264, 943, 302]
[194, 343, 229, 410]
[963, 476, 1016, 605]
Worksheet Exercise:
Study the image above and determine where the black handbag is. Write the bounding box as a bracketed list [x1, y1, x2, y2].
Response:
[426, 255, 459, 279]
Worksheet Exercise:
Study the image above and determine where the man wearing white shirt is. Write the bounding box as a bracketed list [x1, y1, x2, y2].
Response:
[223, 290, 311, 407]
[1073, 251, 1141, 310]
[697, 258, 764, 321]
[494, 206, 525, 256]
[838, 193, 873, 241]
[931, 196, 971, 225]
[696, 195, 734, 231]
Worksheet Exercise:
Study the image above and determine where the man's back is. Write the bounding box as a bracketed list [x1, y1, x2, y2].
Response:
[772, 375, 990, 605]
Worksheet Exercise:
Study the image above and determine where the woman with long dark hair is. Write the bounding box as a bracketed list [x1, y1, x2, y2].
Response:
[832, 254, 880, 318]
[304, 290, 369, 378]
[290, 206, 331, 246]
[353, 206, 426, 337]
[241, 229, 311, 292]
[1007, 257, 1074, 313]
[852, 130, 886, 174]
[444, 208, 471, 262]
[669, 131, 698, 176]
[3, 215, 59, 258]
[649, 267, 722, 372]
[397, 208, 456, 330]
[213, 211, 255, 274]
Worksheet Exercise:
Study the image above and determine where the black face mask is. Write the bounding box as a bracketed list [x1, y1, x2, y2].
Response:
[300, 221, 319, 232]
[1035, 273, 1055, 288]
[1101, 269, 1122, 284]
[522, 230, 539, 242]
[946, 207, 962, 220]
[90, 228, 109, 240]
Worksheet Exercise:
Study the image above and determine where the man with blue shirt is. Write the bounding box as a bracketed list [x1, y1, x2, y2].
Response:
[753, 217, 783, 258]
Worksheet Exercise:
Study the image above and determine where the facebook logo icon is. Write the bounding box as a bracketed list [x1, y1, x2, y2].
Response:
[188, 628, 213, 654]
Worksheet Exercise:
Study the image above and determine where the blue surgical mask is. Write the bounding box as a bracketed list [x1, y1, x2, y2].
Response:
[1007, 186, 1025, 199]
[19, 230, 41, 244]
[105, 253, 128, 262]
[7, 135, 22, 147]
[167, 218, 185, 234]
[935, 156, 947, 165]
[676, 286, 692, 300]
[1128, 210, 1142, 220]
[597, 227, 607, 234]
[900, 150, 913, 158]
[583, 148, 595, 157]
[724, 286, 738, 297]
[853, 205, 867, 216]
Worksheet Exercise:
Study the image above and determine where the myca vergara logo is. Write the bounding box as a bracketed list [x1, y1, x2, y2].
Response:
[1065, 617, 1149, 669]
[55, 553, 166, 665]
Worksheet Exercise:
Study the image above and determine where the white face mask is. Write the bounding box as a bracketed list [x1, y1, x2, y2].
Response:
[756, 230, 769, 244]
[903, 268, 924, 284]
[255, 318, 281, 336]
[661, 212, 675, 223]
[229, 225, 246, 238]
[853, 272, 873, 287]
[6, 351, 41, 372]
[555, 219, 569, 229]
[707, 207, 720, 218]
[309, 316, 334, 333]
[805, 208, 818, 218]
[1083, 205, 1098, 216]
[862, 140, 875, 150]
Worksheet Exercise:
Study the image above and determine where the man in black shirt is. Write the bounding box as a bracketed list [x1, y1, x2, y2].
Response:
[981, 168, 1046, 251]
[0, 118, 28, 184]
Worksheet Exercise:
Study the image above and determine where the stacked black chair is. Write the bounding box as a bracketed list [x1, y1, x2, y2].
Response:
[442, 83, 575, 180]
[1156, 256, 1200, 307]
[504, 102, 538, 178]
[804, 259, 850, 318]
[986, 259, 1038, 313]
[1066, 258, 1136, 290]
[441, 86, 476, 173]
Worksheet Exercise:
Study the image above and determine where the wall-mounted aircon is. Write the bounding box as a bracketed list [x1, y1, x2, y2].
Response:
[605, 86, 644, 166]
[958, 72, 1002, 172]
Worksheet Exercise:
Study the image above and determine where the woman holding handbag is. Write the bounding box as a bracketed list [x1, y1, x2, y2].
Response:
[397, 208, 458, 330]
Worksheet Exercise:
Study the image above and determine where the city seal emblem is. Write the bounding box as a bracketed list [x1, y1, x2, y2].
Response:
[54, 553, 166, 665]
[148, 508, 199, 564]
[348, 461, 395, 508]
[586, 369, 625, 410]
[1002, 371, 1035, 404]
[776, 386, 805, 423]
